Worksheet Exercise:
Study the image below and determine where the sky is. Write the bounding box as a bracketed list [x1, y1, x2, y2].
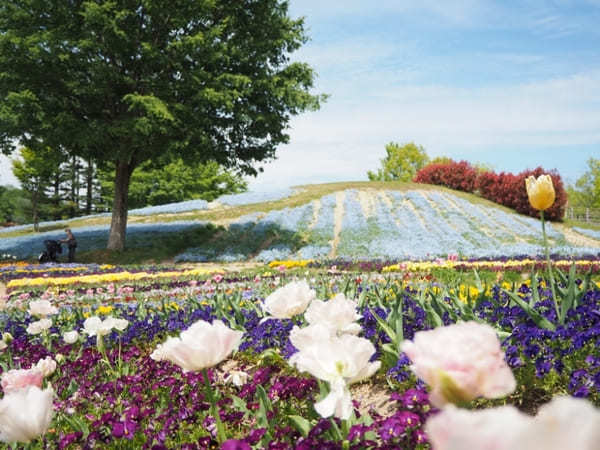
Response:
[1, 0, 599, 190]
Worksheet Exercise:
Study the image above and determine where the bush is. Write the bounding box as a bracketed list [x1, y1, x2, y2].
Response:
[416, 161, 567, 221]
[475, 167, 567, 221]
[414, 160, 479, 193]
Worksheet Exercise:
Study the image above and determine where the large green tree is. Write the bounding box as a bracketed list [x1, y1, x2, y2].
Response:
[97, 158, 247, 209]
[0, 0, 323, 250]
[367, 142, 429, 182]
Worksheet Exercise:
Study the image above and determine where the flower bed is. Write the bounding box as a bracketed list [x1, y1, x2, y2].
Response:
[1, 262, 599, 448]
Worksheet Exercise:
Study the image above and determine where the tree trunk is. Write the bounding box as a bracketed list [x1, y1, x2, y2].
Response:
[32, 188, 39, 232]
[85, 158, 94, 215]
[107, 160, 134, 251]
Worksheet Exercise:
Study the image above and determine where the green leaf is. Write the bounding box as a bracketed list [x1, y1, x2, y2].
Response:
[288, 415, 311, 437]
[503, 289, 556, 331]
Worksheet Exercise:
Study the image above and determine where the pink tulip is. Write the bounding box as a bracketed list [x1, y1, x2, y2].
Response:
[0, 386, 54, 443]
[1, 368, 43, 394]
[401, 321, 516, 407]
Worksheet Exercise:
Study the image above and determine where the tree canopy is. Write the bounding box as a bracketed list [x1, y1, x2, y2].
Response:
[0, 0, 324, 249]
[367, 142, 429, 182]
[568, 158, 600, 209]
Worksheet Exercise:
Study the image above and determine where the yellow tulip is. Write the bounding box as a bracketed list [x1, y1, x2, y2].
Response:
[525, 175, 555, 211]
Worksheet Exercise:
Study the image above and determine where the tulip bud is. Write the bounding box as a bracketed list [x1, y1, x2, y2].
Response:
[2, 333, 13, 343]
[525, 175, 555, 211]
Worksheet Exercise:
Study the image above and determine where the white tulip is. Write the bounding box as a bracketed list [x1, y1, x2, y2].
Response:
[304, 293, 361, 335]
[0, 386, 54, 443]
[263, 280, 316, 319]
[290, 334, 380, 420]
[28, 300, 58, 318]
[520, 396, 600, 450]
[104, 317, 129, 332]
[82, 316, 113, 337]
[151, 320, 243, 372]
[26, 319, 52, 336]
[63, 330, 79, 344]
[34, 357, 56, 378]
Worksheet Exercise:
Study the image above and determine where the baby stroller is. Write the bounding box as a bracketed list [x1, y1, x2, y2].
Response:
[39, 239, 62, 263]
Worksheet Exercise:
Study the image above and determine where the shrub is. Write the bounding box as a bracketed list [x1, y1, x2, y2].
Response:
[414, 160, 479, 193]
[475, 167, 567, 221]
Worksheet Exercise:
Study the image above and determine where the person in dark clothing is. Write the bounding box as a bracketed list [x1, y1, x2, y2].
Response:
[61, 228, 77, 263]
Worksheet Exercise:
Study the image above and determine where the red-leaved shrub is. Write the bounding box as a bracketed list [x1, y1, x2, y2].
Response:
[413, 160, 478, 193]
[475, 167, 566, 221]
[416, 161, 567, 221]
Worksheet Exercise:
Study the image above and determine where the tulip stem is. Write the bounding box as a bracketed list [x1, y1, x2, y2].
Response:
[540, 211, 559, 321]
[202, 368, 226, 444]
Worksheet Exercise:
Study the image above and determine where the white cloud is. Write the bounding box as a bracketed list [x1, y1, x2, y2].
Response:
[248, 69, 600, 190]
[0, 155, 19, 187]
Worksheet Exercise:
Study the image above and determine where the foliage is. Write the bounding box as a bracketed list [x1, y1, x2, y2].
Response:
[567, 158, 600, 208]
[367, 142, 429, 182]
[0, 185, 30, 225]
[0, 0, 324, 250]
[413, 160, 479, 192]
[476, 167, 567, 222]
[98, 158, 248, 210]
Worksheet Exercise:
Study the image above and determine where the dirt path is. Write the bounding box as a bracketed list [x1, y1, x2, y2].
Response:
[0, 282, 6, 299]
[555, 224, 600, 248]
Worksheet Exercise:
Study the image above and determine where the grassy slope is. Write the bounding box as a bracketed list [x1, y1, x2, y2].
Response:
[4, 181, 600, 265]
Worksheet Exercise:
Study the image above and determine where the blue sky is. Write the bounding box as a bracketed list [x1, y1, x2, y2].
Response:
[2, 0, 599, 189]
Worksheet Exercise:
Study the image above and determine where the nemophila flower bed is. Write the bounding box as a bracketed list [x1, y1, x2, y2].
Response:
[1, 262, 600, 449]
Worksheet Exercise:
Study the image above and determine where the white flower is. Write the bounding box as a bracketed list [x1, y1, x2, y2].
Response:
[82, 316, 112, 337]
[263, 280, 316, 319]
[63, 330, 79, 344]
[26, 319, 52, 336]
[425, 403, 532, 450]
[290, 334, 380, 420]
[224, 370, 249, 387]
[28, 300, 58, 318]
[34, 357, 56, 378]
[151, 320, 243, 372]
[520, 396, 600, 450]
[0, 341, 6, 352]
[104, 317, 129, 332]
[0, 386, 54, 443]
[82, 316, 127, 337]
[304, 293, 361, 335]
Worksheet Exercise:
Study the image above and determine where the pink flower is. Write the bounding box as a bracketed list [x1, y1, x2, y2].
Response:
[212, 274, 224, 283]
[425, 403, 532, 450]
[1, 368, 43, 394]
[277, 265, 286, 273]
[401, 321, 516, 407]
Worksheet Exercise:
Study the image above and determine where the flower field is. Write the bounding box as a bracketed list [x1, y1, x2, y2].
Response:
[1, 256, 600, 448]
[2, 187, 599, 263]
